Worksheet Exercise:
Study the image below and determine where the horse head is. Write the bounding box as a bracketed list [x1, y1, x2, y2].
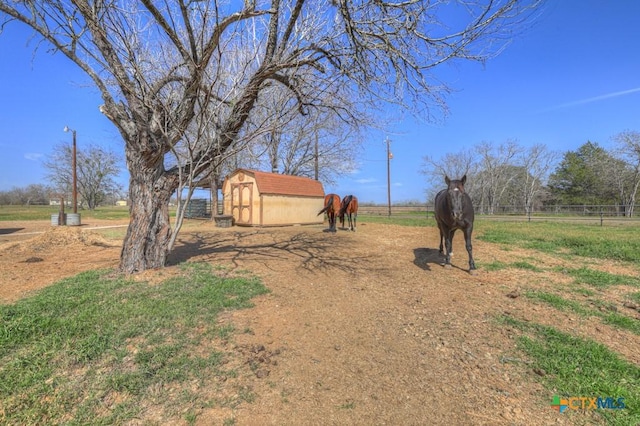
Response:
[444, 175, 468, 221]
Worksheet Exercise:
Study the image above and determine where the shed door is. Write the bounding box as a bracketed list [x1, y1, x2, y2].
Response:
[231, 182, 253, 225]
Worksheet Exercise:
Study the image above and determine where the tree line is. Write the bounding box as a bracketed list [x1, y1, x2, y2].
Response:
[421, 130, 640, 216]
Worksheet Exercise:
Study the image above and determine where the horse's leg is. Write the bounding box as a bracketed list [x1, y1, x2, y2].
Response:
[444, 229, 455, 268]
[331, 213, 337, 232]
[438, 228, 444, 254]
[464, 225, 476, 274]
[352, 213, 357, 232]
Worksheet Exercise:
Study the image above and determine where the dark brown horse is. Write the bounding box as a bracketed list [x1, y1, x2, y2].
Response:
[339, 195, 358, 231]
[434, 175, 476, 274]
[318, 193, 341, 232]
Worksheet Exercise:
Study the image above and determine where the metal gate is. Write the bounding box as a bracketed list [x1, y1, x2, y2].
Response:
[231, 182, 253, 225]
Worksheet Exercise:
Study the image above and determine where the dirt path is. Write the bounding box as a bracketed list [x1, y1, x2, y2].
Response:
[167, 223, 576, 425]
[0, 220, 615, 424]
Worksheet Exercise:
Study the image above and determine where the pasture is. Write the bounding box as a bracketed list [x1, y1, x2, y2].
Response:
[0, 211, 639, 425]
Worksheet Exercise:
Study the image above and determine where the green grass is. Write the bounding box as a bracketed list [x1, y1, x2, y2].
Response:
[0, 205, 132, 221]
[476, 260, 542, 272]
[0, 262, 268, 425]
[482, 260, 508, 271]
[524, 290, 640, 335]
[511, 261, 543, 272]
[600, 311, 640, 335]
[572, 287, 596, 297]
[525, 291, 591, 316]
[500, 316, 640, 426]
[629, 292, 640, 304]
[558, 267, 640, 288]
[477, 221, 640, 264]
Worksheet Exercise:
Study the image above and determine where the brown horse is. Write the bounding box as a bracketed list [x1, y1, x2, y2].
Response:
[318, 193, 341, 232]
[339, 195, 358, 231]
[434, 175, 476, 274]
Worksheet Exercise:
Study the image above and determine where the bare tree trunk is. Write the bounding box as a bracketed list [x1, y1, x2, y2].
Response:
[119, 155, 176, 273]
[210, 172, 221, 217]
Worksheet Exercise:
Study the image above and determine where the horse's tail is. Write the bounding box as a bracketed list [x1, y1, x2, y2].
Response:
[338, 195, 353, 217]
[317, 196, 334, 216]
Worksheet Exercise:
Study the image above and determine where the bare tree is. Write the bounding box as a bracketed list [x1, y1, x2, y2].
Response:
[43, 142, 122, 210]
[254, 110, 363, 184]
[421, 149, 478, 200]
[474, 140, 522, 214]
[0, 184, 52, 205]
[612, 130, 640, 216]
[518, 143, 558, 215]
[1, 0, 542, 273]
[422, 141, 526, 212]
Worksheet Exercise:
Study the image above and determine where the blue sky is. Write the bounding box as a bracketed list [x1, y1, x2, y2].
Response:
[1, 2, 639, 204]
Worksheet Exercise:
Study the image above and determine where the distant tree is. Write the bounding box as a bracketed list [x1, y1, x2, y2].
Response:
[23, 184, 52, 205]
[612, 130, 640, 216]
[43, 142, 122, 210]
[421, 148, 478, 201]
[548, 142, 618, 205]
[422, 140, 558, 214]
[257, 113, 362, 185]
[518, 144, 558, 215]
[473, 140, 522, 214]
[0, 184, 52, 205]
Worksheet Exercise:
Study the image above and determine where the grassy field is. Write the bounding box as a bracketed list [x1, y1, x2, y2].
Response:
[0, 205, 132, 221]
[2, 210, 639, 424]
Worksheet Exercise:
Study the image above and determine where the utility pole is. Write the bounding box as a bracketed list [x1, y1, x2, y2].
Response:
[385, 137, 392, 217]
[64, 126, 78, 214]
[72, 130, 77, 214]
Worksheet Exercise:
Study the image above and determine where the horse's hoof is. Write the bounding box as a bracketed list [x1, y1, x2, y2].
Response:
[469, 269, 477, 276]
[443, 264, 452, 269]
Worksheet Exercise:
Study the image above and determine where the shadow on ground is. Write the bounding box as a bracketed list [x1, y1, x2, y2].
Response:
[167, 229, 384, 276]
[0, 228, 25, 235]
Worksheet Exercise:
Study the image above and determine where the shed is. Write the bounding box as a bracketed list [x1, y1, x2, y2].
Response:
[222, 169, 325, 227]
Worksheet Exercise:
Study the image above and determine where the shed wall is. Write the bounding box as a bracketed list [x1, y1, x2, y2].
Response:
[259, 195, 324, 226]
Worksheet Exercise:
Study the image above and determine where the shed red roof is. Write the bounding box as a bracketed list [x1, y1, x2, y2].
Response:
[230, 169, 325, 197]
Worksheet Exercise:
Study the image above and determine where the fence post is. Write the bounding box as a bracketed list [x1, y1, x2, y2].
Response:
[600, 209, 604, 226]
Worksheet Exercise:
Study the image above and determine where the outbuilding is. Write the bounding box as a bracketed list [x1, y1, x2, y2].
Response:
[222, 169, 325, 227]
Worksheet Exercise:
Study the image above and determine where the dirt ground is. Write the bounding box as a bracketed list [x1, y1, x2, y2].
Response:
[1, 218, 639, 425]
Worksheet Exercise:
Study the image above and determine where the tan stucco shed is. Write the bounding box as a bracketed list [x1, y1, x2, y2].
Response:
[222, 169, 325, 227]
